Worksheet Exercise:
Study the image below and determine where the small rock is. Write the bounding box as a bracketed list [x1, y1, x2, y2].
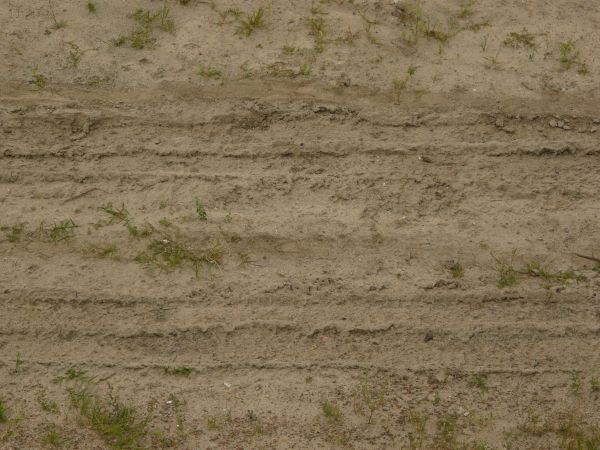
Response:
[424, 330, 434, 342]
[495, 117, 505, 128]
[549, 119, 558, 127]
[590, 127, 598, 133]
[557, 120, 565, 128]
[419, 155, 433, 163]
[562, 125, 571, 130]
[502, 126, 516, 134]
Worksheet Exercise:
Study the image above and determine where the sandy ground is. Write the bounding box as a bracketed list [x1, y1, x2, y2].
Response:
[1, 1, 600, 449]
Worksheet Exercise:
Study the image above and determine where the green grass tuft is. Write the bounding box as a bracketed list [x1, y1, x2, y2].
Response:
[0, 398, 7, 423]
[163, 366, 193, 376]
[238, 7, 265, 36]
[195, 199, 208, 221]
[69, 388, 148, 450]
[321, 401, 342, 423]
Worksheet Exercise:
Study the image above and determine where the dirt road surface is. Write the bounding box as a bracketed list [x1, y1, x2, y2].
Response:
[1, 1, 600, 448]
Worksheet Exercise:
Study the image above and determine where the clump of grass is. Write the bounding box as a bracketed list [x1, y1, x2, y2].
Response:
[321, 401, 342, 423]
[559, 40, 577, 68]
[155, 5, 175, 32]
[63, 42, 86, 69]
[195, 199, 208, 221]
[69, 388, 148, 449]
[10, 353, 24, 374]
[88, 243, 118, 259]
[2, 224, 24, 242]
[65, 367, 90, 381]
[434, 416, 459, 450]
[559, 40, 588, 73]
[48, 0, 67, 29]
[392, 64, 417, 103]
[448, 261, 464, 278]
[354, 380, 388, 424]
[492, 253, 518, 288]
[45, 219, 77, 243]
[556, 413, 600, 449]
[206, 416, 221, 430]
[126, 222, 153, 238]
[468, 373, 488, 391]
[571, 372, 582, 395]
[86, 2, 96, 13]
[98, 203, 152, 237]
[99, 203, 129, 224]
[158, 218, 171, 227]
[336, 28, 360, 45]
[163, 366, 193, 376]
[198, 65, 222, 78]
[135, 236, 223, 275]
[42, 423, 64, 447]
[407, 410, 429, 448]
[504, 29, 536, 48]
[238, 7, 265, 36]
[37, 390, 59, 413]
[32, 74, 47, 88]
[307, 17, 327, 53]
[524, 261, 585, 282]
[113, 6, 174, 49]
[458, 0, 476, 19]
[591, 376, 600, 392]
[0, 398, 7, 423]
[422, 25, 451, 43]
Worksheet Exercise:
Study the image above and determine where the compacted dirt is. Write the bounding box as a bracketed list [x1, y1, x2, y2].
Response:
[1, 1, 600, 449]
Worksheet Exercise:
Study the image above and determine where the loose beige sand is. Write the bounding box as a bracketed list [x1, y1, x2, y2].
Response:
[1, 0, 600, 448]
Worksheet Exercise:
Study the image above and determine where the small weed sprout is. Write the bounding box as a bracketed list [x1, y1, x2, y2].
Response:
[492, 252, 517, 288]
[571, 372, 582, 395]
[559, 40, 588, 73]
[206, 416, 221, 430]
[65, 367, 90, 381]
[559, 41, 577, 68]
[458, 0, 476, 19]
[469, 373, 488, 391]
[308, 17, 327, 53]
[32, 74, 47, 88]
[135, 235, 223, 276]
[88, 243, 118, 259]
[0, 398, 7, 423]
[321, 401, 342, 423]
[69, 388, 149, 449]
[195, 199, 208, 221]
[163, 366, 193, 376]
[42, 423, 64, 446]
[48, 219, 78, 243]
[238, 7, 265, 36]
[37, 390, 59, 413]
[48, 0, 67, 29]
[504, 29, 536, 49]
[591, 376, 600, 392]
[113, 6, 175, 49]
[86, 2, 96, 13]
[449, 261, 464, 278]
[99, 203, 129, 224]
[198, 65, 222, 78]
[354, 380, 388, 424]
[392, 65, 417, 103]
[2, 224, 24, 242]
[65, 42, 83, 69]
